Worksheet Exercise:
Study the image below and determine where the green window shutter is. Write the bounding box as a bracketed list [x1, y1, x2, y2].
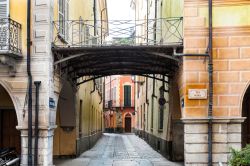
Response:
[124, 85, 131, 107]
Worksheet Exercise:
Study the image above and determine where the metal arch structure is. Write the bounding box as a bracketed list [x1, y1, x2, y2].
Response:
[52, 45, 183, 85]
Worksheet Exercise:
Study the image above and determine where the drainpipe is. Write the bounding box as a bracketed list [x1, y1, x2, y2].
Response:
[152, 74, 156, 98]
[146, 0, 149, 43]
[27, 0, 33, 165]
[93, 0, 97, 36]
[208, 0, 213, 165]
[91, 80, 96, 93]
[154, 0, 157, 44]
[146, 77, 149, 104]
[34, 81, 41, 166]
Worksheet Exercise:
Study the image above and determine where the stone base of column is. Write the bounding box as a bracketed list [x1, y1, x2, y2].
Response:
[17, 126, 56, 166]
[182, 117, 245, 166]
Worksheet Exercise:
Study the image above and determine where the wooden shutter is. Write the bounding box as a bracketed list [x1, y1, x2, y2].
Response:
[0, 0, 9, 19]
[124, 85, 131, 107]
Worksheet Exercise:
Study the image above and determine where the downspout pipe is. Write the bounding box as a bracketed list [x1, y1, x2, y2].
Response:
[27, 0, 33, 165]
[154, 0, 157, 44]
[208, 0, 213, 165]
[146, 77, 149, 104]
[90, 80, 96, 94]
[93, 0, 97, 36]
[34, 81, 41, 166]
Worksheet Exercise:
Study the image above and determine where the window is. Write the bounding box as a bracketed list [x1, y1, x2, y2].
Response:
[158, 107, 164, 130]
[79, 100, 83, 137]
[58, 0, 69, 40]
[0, 0, 9, 19]
[158, 86, 165, 130]
[0, 0, 9, 47]
[141, 105, 143, 129]
[124, 85, 131, 107]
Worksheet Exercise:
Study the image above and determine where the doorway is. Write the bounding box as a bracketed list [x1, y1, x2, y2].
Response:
[125, 114, 132, 133]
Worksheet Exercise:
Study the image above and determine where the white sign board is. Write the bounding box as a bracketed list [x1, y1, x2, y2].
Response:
[188, 89, 207, 100]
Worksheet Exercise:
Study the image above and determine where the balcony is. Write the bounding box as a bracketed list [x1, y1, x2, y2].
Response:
[0, 18, 22, 76]
[0, 18, 22, 56]
[52, 17, 183, 47]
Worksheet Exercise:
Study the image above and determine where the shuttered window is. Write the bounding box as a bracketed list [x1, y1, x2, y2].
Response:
[58, 0, 69, 40]
[124, 85, 131, 107]
[0, 0, 9, 48]
[0, 0, 9, 19]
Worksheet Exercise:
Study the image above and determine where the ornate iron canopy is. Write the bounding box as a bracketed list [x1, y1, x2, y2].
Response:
[52, 45, 183, 80]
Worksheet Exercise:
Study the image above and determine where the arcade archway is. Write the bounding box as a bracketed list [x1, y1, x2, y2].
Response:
[0, 84, 21, 154]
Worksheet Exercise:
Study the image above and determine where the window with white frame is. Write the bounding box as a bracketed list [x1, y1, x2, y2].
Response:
[58, 0, 69, 40]
[0, 0, 9, 48]
[0, 0, 9, 19]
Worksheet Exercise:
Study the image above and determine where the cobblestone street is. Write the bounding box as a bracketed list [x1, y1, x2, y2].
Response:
[54, 133, 183, 166]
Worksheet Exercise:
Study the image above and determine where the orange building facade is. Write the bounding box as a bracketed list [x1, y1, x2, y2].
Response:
[104, 75, 135, 133]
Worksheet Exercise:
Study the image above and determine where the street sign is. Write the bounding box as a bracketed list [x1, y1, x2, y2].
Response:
[49, 97, 56, 108]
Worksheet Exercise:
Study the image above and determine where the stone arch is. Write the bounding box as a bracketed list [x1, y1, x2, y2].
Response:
[125, 112, 132, 117]
[0, 80, 21, 125]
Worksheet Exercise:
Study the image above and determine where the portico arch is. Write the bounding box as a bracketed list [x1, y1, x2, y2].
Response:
[0, 82, 21, 154]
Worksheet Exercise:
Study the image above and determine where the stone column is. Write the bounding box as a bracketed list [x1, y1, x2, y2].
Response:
[19, 127, 55, 166]
[18, 0, 57, 165]
[182, 118, 245, 166]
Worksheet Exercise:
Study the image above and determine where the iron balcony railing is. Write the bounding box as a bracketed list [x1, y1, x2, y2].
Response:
[0, 18, 22, 55]
[53, 17, 183, 47]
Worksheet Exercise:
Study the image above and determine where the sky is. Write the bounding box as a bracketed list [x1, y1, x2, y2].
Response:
[106, 0, 135, 38]
[107, 0, 134, 20]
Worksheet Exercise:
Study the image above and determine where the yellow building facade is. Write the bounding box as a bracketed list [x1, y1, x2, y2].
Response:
[133, 0, 184, 161]
[0, 0, 107, 165]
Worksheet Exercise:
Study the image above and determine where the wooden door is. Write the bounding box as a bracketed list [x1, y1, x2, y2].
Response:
[125, 117, 131, 132]
[0, 109, 21, 153]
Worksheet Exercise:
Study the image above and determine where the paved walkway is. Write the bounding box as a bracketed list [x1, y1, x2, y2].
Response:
[54, 133, 183, 166]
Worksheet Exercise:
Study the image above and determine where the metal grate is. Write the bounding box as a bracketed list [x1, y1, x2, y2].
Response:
[0, 18, 22, 55]
[53, 17, 183, 47]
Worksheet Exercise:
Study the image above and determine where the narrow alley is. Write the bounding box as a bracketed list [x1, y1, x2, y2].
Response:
[54, 133, 183, 166]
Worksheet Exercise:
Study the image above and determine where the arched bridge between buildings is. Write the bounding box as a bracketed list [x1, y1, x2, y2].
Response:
[52, 18, 183, 84]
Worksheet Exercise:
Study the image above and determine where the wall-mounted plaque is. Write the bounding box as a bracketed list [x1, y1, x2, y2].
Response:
[188, 89, 207, 100]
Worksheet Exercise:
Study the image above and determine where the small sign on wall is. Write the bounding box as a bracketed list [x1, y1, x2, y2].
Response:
[49, 97, 56, 108]
[188, 89, 207, 100]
